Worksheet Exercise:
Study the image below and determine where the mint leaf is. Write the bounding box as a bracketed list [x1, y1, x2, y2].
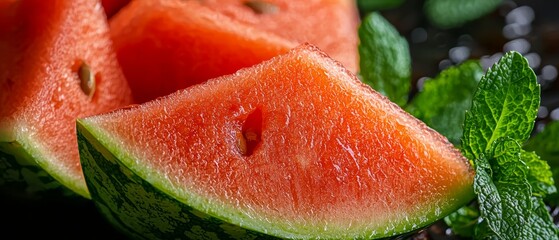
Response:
[474, 139, 538, 239]
[472, 156, 503, 238]
[357, 0, 405, 11]
[522, 150, 556, 197]
[524, 120, 559, 204]
[461, 51, 558, 239]
[529, 197, 559, 238]
[461, 51, 540, 161]
[548, 168, 559, 205]
[358, 12, 411, 107]
[474, 219, 499, 239]
[444, 205, 479, 237]
[524, 120, 559, 163]
[424, 0, 503, 29]
[406, 60, 483, 145]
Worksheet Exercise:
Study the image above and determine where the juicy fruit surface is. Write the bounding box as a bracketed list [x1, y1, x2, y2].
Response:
[110, 0, 295, 103]
[101, 0, 129, 18]
[81, 44, 474, 238]
[197, 0, 360, 72]
[0, 0, 133, 197]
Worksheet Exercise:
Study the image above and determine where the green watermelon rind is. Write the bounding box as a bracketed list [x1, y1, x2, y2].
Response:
[0, 137, 84, 198]
[78, 118, 474, 239]
[78, 120, 276, 240]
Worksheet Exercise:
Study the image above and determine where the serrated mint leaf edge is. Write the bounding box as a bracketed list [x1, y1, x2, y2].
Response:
[461, 51, 539, 161]
[406, 60, 483, 145]
[524, 120, 559, 163]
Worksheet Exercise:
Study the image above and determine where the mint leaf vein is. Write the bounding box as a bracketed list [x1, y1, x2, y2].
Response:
[462, 51, 539, 161]
[461, 51, 558, 239]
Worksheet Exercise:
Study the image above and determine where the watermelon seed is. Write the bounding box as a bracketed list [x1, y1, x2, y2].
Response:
[238, 108, 263, 156]
[237, 132, 248, 155]
[243, 0, 279, 14]
[78, 62, 95, 99]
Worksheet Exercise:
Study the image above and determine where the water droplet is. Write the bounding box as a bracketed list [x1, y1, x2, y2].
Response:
[502, 23, 531, 39]
[499, 0, 518, 16]
[538, 106, 549, 119]
[535, 121, 547, 133]
[438, 59, 452, 70]
[449, 46, 470, 64]
[416, 77, 429, 90]
[506, 6, 535, 25]
[503, 38, 531, 54]
[552, 206, 559, 217]
[541, 65, 558, 81]
[524, 52, 541, 69]
[481, 53, 503, 70]
[445, 228, 454, 236]
[550, 108, 559, 120]
[411, 27, 427, 43]
[457, 34, 473, 46]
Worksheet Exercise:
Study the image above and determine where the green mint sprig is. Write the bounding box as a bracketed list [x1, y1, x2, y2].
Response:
[424, 0, 503, 29]
[525, 120, 559, 163]
[461, 51, 540, 161]
[357, 0, 405, 12]
[356, 13, 558, 237]
[444, 205, 480, 237]
[407, 60, 483, 145]
[524, 120, 559, 204]
[358, 12, 411, 107]
[461, 51, 557, 239]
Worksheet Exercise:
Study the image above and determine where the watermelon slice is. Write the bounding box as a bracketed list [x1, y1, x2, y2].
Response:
[196, 0, 360, 72]
[77, 44, 474, 239]
[0, 0, 133, 198]
[110, 0, 296, 103]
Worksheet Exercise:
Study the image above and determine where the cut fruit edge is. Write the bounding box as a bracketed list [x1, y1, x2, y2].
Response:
[77, 44, 475, 238]
[78, 119, 475, 238]
[1, 127, 89, 198]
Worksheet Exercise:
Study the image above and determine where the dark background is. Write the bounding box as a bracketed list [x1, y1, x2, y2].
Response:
[380, 0, 559, 129]
[2, 0, 558, 239]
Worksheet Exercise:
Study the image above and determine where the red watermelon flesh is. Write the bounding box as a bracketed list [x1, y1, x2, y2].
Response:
[0, 0, 133, 198]
[101, 0, 130, 18]
[198, 0, 360, 72]
[79, 44, 474, 238]
[110, 0, 296, 103]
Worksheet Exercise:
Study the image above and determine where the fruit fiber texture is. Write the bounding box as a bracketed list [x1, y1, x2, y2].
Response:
[78, 44, 474, 239]
[0, 0, 133, 198]
[110, 0, 296, 103]
[197, 0, 360, 72]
